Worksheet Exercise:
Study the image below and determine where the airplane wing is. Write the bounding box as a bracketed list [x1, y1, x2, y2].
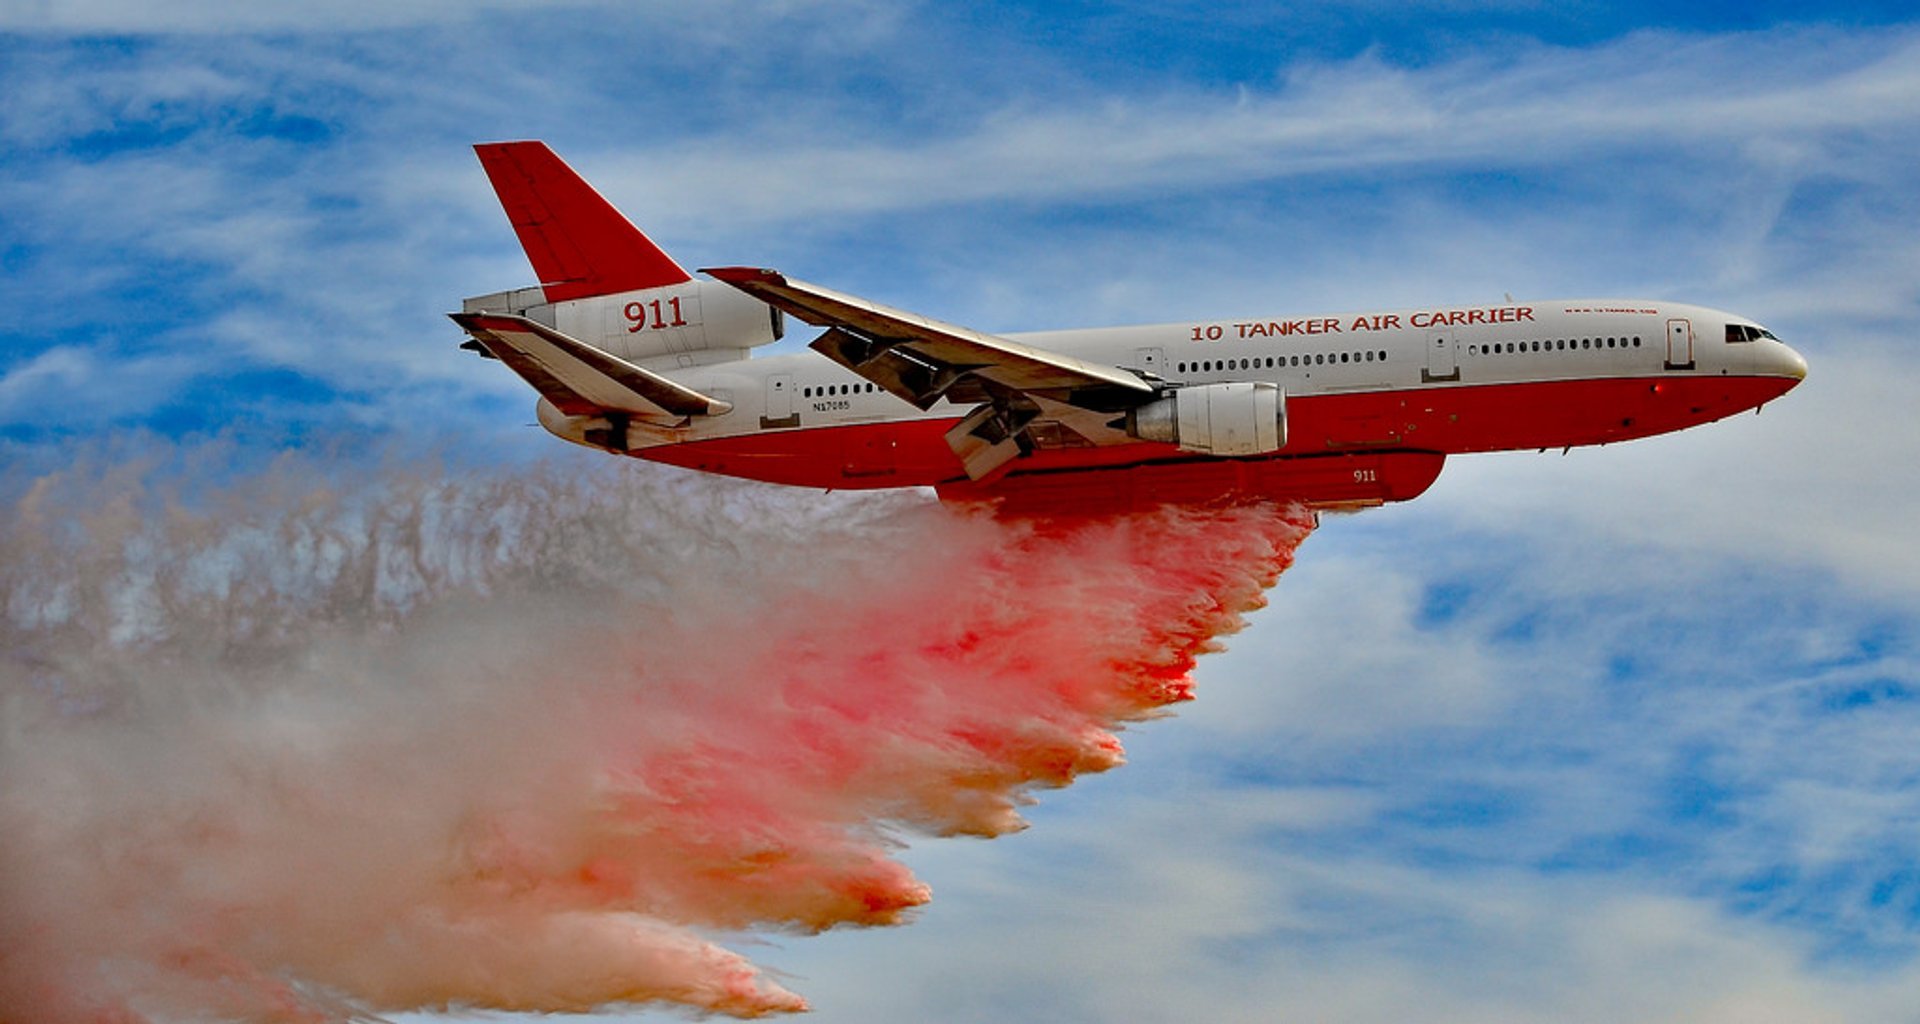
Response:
[701, 267, 1156, 409]
[449, 312, 732, 420]
[700, 267, 1161, 479]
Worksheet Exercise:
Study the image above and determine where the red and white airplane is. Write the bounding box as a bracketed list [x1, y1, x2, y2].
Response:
[452, 141, 1807, 512]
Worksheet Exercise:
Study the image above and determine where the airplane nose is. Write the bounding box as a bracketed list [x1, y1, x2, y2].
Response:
[1781, 345, 1808, 381]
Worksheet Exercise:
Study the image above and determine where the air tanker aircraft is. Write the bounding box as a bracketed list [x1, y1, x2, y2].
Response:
[453, 141, 1807, 512]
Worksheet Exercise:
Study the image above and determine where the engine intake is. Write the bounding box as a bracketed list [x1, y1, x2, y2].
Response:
[1125, 382, 1286, 456]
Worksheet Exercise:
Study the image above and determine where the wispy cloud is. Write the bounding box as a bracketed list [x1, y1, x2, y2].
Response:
[608, 27, 1920, 227]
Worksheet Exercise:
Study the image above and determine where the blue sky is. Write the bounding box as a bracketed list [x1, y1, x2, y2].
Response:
[4, 2, 1920, 1021]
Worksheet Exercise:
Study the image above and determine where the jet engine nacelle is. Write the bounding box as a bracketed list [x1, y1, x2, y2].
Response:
[1125, 381, 1286, 456]
[536, 396, 626, 452]
[463, 279, 784, 369]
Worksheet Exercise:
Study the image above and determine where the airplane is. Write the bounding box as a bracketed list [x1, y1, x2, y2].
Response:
[451, 141, 1808, 513]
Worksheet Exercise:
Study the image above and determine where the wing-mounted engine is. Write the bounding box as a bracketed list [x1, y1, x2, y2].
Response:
[461, 279, 783, 369]
[1123, 382, 1287, 455]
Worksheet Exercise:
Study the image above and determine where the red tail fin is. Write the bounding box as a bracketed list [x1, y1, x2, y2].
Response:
[474, 141, 691, 302]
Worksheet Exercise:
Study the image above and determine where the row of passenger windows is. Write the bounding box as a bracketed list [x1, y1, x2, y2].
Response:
[1177, 351, 1390, 374]
[803, 335, 1649, 396]
[1468, 336, 1641, 356]
[802, 382, 880, 398]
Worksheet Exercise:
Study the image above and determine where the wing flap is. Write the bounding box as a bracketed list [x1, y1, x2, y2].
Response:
[449, 312, 730, 419]
[810, 327, 984, 411]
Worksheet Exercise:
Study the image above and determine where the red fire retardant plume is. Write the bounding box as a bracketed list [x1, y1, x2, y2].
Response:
[0, 453, 1314, 1021]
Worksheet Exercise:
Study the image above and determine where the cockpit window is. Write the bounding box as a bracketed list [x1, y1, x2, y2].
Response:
[1725, 323, 1783, 344]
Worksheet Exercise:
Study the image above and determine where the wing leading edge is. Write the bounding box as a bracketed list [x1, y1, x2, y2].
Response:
[702, 266, 1160, 479]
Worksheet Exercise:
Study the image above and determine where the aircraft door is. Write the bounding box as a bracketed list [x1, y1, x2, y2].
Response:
[1134, 347, 1166, 378]
[762, 372, 798, 429]
[1423, 335, 1459, 383]
[1666, 318, 1694, 370]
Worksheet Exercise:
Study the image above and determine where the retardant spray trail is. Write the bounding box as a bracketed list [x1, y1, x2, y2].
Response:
[0, 451, 1315, 1021]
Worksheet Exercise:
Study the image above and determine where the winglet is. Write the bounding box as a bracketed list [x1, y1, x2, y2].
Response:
[474, 141, 691, 303]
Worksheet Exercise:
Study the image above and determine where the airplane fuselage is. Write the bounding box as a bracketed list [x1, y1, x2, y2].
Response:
[630, 299, 1804, 507]
[454, 142, 1806, 512]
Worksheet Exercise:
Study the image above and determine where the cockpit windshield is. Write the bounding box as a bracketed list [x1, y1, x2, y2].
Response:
[1725, 323, 1780, 344]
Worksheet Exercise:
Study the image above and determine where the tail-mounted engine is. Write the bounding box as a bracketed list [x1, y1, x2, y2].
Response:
[1124, 382, 1287, 455]
[461, 278, 783, 369]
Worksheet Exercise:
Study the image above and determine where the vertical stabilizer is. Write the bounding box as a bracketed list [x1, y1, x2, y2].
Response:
[474, 141, 692, 302]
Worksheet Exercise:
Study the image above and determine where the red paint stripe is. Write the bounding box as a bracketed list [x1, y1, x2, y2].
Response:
[639, 374, 1798, 502]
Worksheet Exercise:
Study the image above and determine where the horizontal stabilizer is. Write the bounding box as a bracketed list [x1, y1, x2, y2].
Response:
[449, 312, 730, 419]
[474, 141, 691, 302]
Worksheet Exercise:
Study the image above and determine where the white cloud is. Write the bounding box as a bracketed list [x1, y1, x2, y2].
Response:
[1177, 542, 1519, 744]
[603, 28, 1920, 232]
[0, 345, 196, 426]
[1417, 342, 1920, 601]
[769, 774, 1920, 1023]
